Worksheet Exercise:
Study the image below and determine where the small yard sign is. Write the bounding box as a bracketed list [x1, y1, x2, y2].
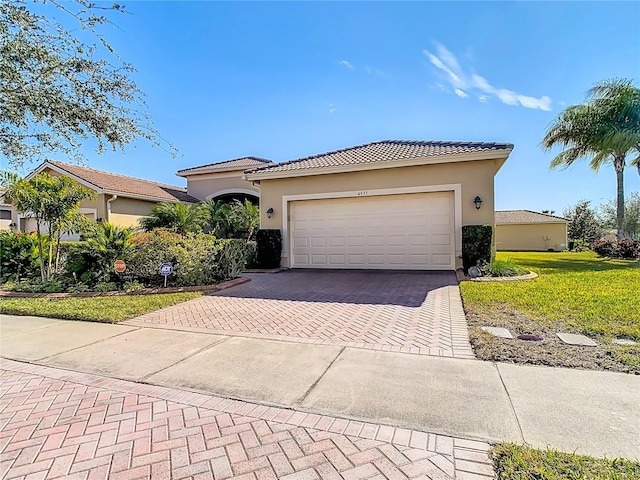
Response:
[114, 260, 126, 273]
[159, 262, 173, 287]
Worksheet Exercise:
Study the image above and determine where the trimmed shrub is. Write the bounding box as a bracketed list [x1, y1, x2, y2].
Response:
[487, 258, 526, 277]
[593, 238, 640, 259]
[255, 229, 282, 269]
[616, 238, 640, 259]
[0, 231, 41, 282]
[462, 225, 493, 273]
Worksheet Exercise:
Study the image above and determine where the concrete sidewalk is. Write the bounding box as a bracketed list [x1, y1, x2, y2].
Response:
[1, 315, 638, 460]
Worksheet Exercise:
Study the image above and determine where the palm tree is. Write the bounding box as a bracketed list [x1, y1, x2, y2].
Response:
[542, 78, 640, 239]
[230, 199, 260, 241]
[139, 202, 208, 235]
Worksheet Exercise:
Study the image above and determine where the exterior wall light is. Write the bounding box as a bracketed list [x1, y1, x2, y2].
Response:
[474, 196, 483, 210]
[266, 207, 274, 219]
[96, 217, 103, 223]
[8, 222, 16, 229]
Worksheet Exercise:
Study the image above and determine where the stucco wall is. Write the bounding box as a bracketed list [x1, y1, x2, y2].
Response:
[257, 158, 502, 269]
[108, 197, 157, 228]
[186, 172, 259, 201]
[495, 223, 567, 251]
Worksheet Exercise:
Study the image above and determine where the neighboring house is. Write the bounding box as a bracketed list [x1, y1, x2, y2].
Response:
[0, 188, 13, 231]
[13, 160, 197, 237]
[176, 157, 273, 202]
[245, 140, 513, 271]
[495, 210, 568, 252]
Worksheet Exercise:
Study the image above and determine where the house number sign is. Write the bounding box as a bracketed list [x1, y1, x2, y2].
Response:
[356, 190, 369, 196]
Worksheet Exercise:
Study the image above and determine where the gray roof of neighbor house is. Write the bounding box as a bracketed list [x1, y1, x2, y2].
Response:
[34, 161, 198, 203]
[496, 210, 568, 224]
[176, 157, 273, 177]
[245, 140, 513, 177]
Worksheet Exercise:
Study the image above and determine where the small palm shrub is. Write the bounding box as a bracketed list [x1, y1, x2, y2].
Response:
[139, 202, 208, 235]
[66, 222, 134, 285]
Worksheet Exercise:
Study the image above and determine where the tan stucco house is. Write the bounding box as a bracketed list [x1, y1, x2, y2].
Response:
[176, 157, 273, 202]
[244, 140, 513, 270]
[495, 210, 568, 252]
[14, 160, 197, 235]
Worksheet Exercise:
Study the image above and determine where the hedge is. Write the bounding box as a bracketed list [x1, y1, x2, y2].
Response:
[462, 225, 494, 272]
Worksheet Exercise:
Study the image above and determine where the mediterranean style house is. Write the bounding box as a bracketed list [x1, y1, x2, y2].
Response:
[11, 140, 553, 269]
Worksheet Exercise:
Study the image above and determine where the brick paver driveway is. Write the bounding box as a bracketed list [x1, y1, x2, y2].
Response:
[0, 359, 495, 480]
[123, 271, 473, 358]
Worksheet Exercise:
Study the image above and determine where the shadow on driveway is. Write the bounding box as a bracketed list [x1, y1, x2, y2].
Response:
[210, 269, 457, 307]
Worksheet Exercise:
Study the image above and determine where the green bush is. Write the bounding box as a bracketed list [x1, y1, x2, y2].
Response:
[126, 230, 245, 286]
[123, 280, 144, 292]
[0, 231, 41, 282]
[245, 240, 258, 268]
[486, 258, 526, 277]
[65, 222, 134, 286]
[462, 225, 493, 273]
[256, 229, 282, 269]
[216, 239, 248, 280]
[95, 281, 117, 292]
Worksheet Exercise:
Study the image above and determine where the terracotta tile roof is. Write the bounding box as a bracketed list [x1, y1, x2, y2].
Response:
[246, 140, 513, 176]
[44, 161, 197, 203]
[496, 210, 568, 224]
[176, 157, 273, 177]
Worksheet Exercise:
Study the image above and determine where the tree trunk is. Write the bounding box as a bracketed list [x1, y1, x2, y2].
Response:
[36, 221, 46, 282]
[614, 155, 625, 240]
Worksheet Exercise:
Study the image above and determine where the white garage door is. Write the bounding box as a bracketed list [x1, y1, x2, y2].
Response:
[290, 192, 455, 270]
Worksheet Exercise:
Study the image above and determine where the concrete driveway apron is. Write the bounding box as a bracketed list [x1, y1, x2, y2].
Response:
[123, 270, 474, 359]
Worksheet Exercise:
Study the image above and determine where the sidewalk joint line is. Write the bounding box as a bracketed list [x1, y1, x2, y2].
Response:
[139, 335, 232, 381]
[295, 346, 346, 406]
[37, 325, 142, 361]
[493, 362, 527, 444]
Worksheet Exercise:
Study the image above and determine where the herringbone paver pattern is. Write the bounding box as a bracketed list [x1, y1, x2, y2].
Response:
[0, 359, 495, 479]
[123, 271, 474, 359]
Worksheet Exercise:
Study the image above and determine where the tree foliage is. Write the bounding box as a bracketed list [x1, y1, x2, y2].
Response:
[599, 192, 640, 238]
[0, 0, 176, 167]
[542, 78, 640, 239]
[203, 198, 260, 240]
[139, 201, 208, 235]
[563, 200, 604, 244]
[3, 172, 94, 280]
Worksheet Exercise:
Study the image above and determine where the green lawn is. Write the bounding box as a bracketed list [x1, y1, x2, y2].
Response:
[0, 292, 202, 323]
[460, 251, 640, 340]
[492, 443, 640, 480]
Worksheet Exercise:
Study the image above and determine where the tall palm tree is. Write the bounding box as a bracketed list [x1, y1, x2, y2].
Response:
[542, 78, 640, 239]
[139, 202, 208, 235]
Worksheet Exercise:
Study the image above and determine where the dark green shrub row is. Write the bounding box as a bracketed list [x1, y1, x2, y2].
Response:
[255, 229, 282, 269]
[462, 225, 494, 273]
[592, 238, 640, 259]
[0, 231, 41, 282]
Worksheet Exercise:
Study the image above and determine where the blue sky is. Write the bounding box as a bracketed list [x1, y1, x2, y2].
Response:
[19, 1, 640, 213]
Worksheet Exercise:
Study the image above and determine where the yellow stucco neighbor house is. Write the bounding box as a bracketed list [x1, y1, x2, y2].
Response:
[495, 210, 568, 252]
[244, 140, 513, 271]
[13, 160, 197, 235]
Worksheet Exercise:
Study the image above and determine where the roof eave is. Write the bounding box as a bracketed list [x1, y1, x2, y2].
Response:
[246, 149, 513, 181]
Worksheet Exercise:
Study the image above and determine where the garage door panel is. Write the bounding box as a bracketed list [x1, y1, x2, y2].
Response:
[290, 192, 455, 270]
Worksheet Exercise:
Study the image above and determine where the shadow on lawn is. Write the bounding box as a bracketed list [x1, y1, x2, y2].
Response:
[522, 257, 639, 274]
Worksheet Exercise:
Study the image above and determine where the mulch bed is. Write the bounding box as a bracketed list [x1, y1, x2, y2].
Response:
[0, 277, 250, 299]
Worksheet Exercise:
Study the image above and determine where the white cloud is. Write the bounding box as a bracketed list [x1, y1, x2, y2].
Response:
[340, 60, 354, 70]
[424, 43, 552, 111]
[328, 102, 336, 114]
